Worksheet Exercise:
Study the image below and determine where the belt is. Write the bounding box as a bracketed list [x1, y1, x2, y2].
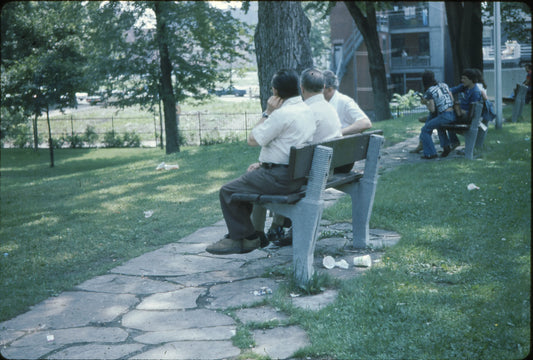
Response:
[260, 162, 289, 169]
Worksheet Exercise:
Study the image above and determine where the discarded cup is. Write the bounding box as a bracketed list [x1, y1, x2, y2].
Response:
[156, 162, 179, 171]
[353, 255, 372, 267]
[323, 256, 350, 270]
[323, 256, 336, 269]
[467, 183, 480, 191]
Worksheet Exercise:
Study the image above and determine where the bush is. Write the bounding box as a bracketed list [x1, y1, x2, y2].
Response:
[83, 126, 99, 147]
[12, 124, 34, 148]
[103, 130, 123, 148]
[123, 131, 141, 147]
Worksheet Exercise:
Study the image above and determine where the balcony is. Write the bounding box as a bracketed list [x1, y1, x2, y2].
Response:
[391, 55, 430, 69]
[389, 7, 429, 30]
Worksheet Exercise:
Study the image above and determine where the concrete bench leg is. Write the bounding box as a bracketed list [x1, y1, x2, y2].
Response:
[463, 128, 478, 160]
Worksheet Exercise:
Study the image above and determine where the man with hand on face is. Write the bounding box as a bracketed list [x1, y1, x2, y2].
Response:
[206, 69, 316, 255]
[265, 67, 343, 247]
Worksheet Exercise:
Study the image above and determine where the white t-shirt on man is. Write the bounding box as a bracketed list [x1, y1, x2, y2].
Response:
[305, 93, 342, 143]
[329, 90, 368, 129]
[251, 96, 315, 165]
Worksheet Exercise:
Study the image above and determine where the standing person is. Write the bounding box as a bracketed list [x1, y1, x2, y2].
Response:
[264, 67, 343, 248]
[323, 70, 372, 135]
[206, 69, 316, 255]
[418, 70, 456, 159]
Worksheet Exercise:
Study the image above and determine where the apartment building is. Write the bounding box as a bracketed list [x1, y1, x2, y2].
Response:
[329, 2, 452, 115]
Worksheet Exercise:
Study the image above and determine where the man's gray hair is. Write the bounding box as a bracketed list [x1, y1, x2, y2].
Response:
[323, 70, 339, 89]
[300, 67, 325, 93]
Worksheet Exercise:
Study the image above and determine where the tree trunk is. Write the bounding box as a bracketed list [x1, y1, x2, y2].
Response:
[344, 2, 392, 121]
[446, 2, 483, 85]
[154, 2, 179, 154]
[255, 2, 313, 110]
[46, 105, 54, 167]
[32, 112, 39, 151]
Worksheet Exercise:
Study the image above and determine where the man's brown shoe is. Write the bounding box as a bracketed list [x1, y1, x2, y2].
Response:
[242, 236, 260, 253]
[206, 237, 243, 255]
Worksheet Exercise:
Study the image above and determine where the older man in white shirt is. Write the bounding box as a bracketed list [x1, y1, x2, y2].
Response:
[207, 69, 316, 255]
[323, 70, 372, 135]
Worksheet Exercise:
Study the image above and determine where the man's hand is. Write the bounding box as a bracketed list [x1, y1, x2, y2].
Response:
[247, 162, 260, 172]
[266, 96, 283, 115]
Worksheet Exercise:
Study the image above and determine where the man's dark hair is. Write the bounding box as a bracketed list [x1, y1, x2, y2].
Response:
[323, 70, 339, 89]
[422, 70, 437, 90]
[300, 68, 324, 93]
[271, 69, 300, 99]
[462, 68, 478, 82]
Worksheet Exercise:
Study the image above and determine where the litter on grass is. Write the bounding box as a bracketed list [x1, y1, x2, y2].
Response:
[143, 210, 154, 218]
[253, 287, 273, 296]
[467, 183, 480, 191]
[156, 162, 179, 171]
[353, 255, 372, 267]
[323, 256, 350, 270]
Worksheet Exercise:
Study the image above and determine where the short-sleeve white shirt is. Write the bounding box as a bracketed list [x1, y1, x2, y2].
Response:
[305, 94, 342, 143]
[251, 96, 315, 165]
[329, 91, 368, 129]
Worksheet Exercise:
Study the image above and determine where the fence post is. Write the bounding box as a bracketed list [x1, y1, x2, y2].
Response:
[71, 115, 74, 138]
[111, 116, 115, 135]
[244, 111, 248, 142]
[197, 111, 202, 145]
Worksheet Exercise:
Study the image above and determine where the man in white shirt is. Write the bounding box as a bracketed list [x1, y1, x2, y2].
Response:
[323, 70, 372, 135]
[207, 69, 316, 255]
[265, 68, 342, 247]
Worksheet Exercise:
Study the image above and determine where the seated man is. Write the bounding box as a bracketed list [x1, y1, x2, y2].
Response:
[262, 67, 343, 247]
[206, 69, 316, 255]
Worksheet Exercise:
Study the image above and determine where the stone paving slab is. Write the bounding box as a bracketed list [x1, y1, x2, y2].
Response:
[205, 278, 280, 309]
[137, 287, 206, 310]
[235, 306, 289, 324]
[76, 274, 183, 294]
[2, 327, 129, 360]
[133, 326, 236, 344]
[0, 292, 138, 331]
[122, 309, 235, 332]
[252, 326, 310, 359]
[48, 343, 145, 360]
[129, 340, 241, 360]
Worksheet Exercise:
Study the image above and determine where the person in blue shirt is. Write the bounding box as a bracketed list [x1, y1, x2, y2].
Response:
[448, 69, 483, 149]
[418, 70, 456, 159]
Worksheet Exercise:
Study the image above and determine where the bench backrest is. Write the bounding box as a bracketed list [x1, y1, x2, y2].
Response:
[287, 130, 384, 181]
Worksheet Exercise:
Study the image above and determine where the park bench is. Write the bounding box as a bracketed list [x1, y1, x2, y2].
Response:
[232, 130, 384, 286]
[440, 101, 484, 160]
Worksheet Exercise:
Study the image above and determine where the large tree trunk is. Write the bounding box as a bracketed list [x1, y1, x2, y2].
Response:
[255, 2, 313, 110]
[154, 2, 179, 154]
[344, 2, 392, 121]
[445, 2, 483, 85]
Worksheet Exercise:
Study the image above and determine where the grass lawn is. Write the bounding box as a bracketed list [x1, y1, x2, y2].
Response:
[1, 104, 530, 359]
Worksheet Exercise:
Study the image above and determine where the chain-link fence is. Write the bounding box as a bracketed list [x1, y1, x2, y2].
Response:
[4, 111, 263, 148]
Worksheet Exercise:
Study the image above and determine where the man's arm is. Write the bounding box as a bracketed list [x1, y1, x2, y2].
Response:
[248, 96, 284, 146]
[341, 116, 372, 135]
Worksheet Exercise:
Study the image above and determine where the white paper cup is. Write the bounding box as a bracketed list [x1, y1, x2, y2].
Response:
[353, 255, 372, 267]
[323, 256, 335, 269]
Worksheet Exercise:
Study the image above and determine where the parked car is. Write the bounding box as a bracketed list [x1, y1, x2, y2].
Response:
[86, 95, 102, 105]
[209, 85, 246, 97]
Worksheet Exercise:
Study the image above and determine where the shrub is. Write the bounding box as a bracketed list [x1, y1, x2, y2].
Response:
[103, 130, 123, 148]
[83, 126, 99, 147]
[123, 131, 141, 147]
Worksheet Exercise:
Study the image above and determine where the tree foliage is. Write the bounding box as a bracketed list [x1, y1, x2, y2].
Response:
[1, 1, 89, 162]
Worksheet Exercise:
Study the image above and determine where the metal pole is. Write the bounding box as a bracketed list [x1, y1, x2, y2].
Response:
[494, 2, 503, 129]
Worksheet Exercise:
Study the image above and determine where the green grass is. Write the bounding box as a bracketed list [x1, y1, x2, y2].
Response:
[0, 143, 259, 321]
[1, 103, 530, 359]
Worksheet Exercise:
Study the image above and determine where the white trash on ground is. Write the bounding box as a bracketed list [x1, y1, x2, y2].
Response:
[322, 256, 350, 270]
[467, 183, 480, 191]
[156, 162, 179, 171]
[353, 255, 372, 268]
